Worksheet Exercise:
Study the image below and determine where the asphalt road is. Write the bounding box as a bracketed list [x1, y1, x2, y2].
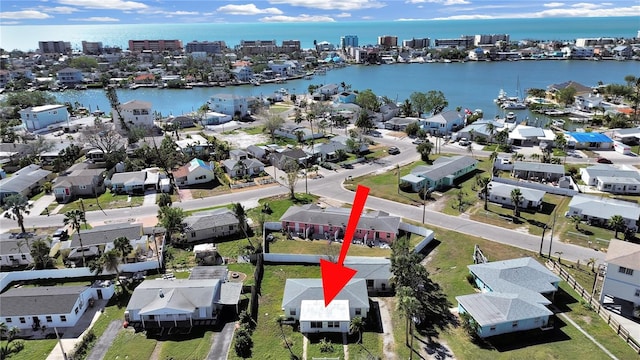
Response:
[1, 131, 617, 264]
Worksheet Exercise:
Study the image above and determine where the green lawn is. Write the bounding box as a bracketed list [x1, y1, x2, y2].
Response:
[159, 329, 214, 360]
[102, 329, 157, 359]
[0, 339, 57, 360]
[306, 333, 344, 359]
[241, 126, 266, 135]
[269, 237, 391, 257]
[54, 192, 145, 214]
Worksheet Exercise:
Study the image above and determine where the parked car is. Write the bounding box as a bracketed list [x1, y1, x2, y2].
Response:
[367, 130, 382, 138]
[388, 146, 400, 155]
[596, 157, 612, 164]
[52, 228, 69, 241]
[412, 139, 426, 145]
[459, 138, 471, 146]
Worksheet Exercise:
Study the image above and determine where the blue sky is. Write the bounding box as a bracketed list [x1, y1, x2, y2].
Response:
[1, 0, 639, 25]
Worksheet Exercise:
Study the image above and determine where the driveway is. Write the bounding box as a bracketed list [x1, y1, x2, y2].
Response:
[85, 320, 122, 360]
[206, 321, 236, 360]
[143, 190, 156, 206]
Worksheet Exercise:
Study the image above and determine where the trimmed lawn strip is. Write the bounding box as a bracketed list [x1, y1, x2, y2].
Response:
[159, 329, 214, 360]
[0, 339, 57, 360]
[55, 192, 145, 214]
[269, 237, 391, 257]
[102, 329, 156, 359]
[306, 333, 344, 359]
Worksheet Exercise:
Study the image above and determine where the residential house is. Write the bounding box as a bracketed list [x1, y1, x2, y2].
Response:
[271, 148, 310, 170]
[56, 67, 83, 85]
[0, 283, 115, 331]
[575, 93, 605, 111]
[0, 164, 53, 204]
[374, 103, 400, 122]
[0, 69, 34, 88]
[608, 127, 640, 145]
[600, 240, 640, 310]
[0, 143, 32, 166]
[457, 119, 507, 142]
[385, 117, 419, 131]
[109, 169, 158, 194]
[280, 204, 401, 243]
[222, 150, 264, 178]
[201, 111, 233, 126]
[274, 123, 322, 142]
[420, 110, 465, 136]
[487, 182, 545, 210]
[456, 257, 560, 338]
[53, 168, 106, 203]
[305, 141, 347, 162]
[0, 238, 35, 270]
[345, 257, 392, 294]
[246, 145, 269, 162]
[331, 135, 369, 155]
[113, 100, 154, 131]
[175, 134, 212, 157]
[19, 104, 69, 131]
[231, 66, 253, 82]
[567, 194, 640, 231]
[508, 125, 555, 147]
[547, 81, 593, 99]
[162, 115, 195, 129]
[281, 278, 369, 333]
[511, 162, 565, 182]
[125, 278, 242, 331]
[207, 94, 249, 118]
[183, 208, 240, 243]
[336, 92, 357, 104]
[401, 156, 478, 192]
[566, 132, 613, 150]
[612, 45, 633, 59]
[579, 164, 640, 194]
[312, 84, 339, 101]
[173, 158, 215, 187]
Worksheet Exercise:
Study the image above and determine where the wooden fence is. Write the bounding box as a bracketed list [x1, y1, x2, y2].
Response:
[546, 260, 640, 354]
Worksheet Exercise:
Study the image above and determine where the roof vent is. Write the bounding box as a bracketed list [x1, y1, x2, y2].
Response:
[159, 289, 164, 298]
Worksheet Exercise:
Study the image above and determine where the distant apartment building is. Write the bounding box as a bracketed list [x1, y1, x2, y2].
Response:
[435, 36, 475, 48]
[81, 41, 103, 55]
[340, 35, 359, 49]
[185, 41, 226, 54]
[38, 41, 71, 54]
[280, 40, 301, 53]
[403, 37, 430, 49]
[238, 40, 277, 55]
[575, 38, 617, 47]
[207, 94, 249, 118]
[378, 35, 398, 49]
[474, 34, 509, 46]
[128, 39, 183, 52]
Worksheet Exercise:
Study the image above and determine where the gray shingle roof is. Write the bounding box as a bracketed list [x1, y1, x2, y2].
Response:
[280, 204, 401, 234]
[582, 165, 640, 181]
[126, 279, 220, 315]
[568, 194, 640, 221]
[110, 171, 146, 185]
[410, 156, 477, 182]
[0, 166, 51, 194]
[344, 257, 391, 281]
[0, 286, 88, 316]
[456, 292, 552, 327]
[70, 223, 142, 247]
[184, 208, 239, 232]
[513, 161, 565, 174]
[281, 278, 369, 310]
[488, 182, 546, 202]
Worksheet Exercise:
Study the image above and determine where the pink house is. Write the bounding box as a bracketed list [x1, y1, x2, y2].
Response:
[279, 204, 401, 244]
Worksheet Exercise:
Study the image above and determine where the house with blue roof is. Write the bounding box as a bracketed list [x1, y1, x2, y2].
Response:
[173, 158, 215, 187]
[456, 257, 560, 338]
[566, 131, 613, 150]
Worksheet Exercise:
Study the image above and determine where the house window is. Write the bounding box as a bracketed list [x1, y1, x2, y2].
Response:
[290, 309, 296, 316]
[191, 232, 196, 238]
[490, 326, 496, 331]
[310, 321, 322, 328]
[512, 321, 518, 328]
[75, 307, 79, 314]
[229, 225, 234, 231]
[46, 316, 52, 322]
[635, 289, 640, 297]
[355, 308, 361, 316]
[5, 318, 11, 323]
[618, 266, 634, 276]
[327, 321, 339, 328]
[8, 255, 14, 261]
[19, 317, 26, 323]
[60, 316, 67, 322]
[21, 254, 27, 260]
[79, 185, 87, 190]
[366, 280, 374, 288]
[149, 315, 155, 320]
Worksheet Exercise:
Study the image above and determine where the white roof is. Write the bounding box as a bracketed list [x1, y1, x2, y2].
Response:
[120, 100, 151, 110]
[26, 104, 67, 112]
[300, 300, 350, 322]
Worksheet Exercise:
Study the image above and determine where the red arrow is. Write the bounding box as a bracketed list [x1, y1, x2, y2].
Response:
[320, 185, 370, 306]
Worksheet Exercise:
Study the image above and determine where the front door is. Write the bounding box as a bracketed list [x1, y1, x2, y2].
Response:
[97, 289, 103, 299]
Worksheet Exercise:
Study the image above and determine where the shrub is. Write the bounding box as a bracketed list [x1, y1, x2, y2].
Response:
[319, 338, 335, 353]
[466, 273, 476, 286]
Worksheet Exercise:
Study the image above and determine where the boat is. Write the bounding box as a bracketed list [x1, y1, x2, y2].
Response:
[552, 119, 565, 127]
[501, 101, 527, 110]
[250, 79, 260, 86]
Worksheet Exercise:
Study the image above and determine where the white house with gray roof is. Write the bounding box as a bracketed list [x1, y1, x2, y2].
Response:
[0, 282, 115, 331]
[600, 240, 640, 309]
[345, 257, 392, 293]
[456, 257, 560, 338]
[512, 161, 565, 182]
[183, 208, 240, 243]
[0, 164, 53, 204]
[567, 194, 640, 231]
[282, 278, 369, 333]
[487, 182, 546, 210]
[401, 156, 477, 192]
[508, 125, 555, 146]
[420, 110, 464, 136]
[580, 164, 640, 195]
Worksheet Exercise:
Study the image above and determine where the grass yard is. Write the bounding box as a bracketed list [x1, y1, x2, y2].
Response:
[241, 126, 266, 135]
[269, 237, 391, 257]
[54, 192, 145, 214]
[269, 104, 292, 114]
[102, 329, 157, 360]
[306, 333, 345, 359]
[158, 329, 214, 360]
[0, 339, 57, 360]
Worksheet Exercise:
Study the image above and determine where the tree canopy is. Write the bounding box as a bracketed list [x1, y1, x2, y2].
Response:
[355, 89, 380, 112]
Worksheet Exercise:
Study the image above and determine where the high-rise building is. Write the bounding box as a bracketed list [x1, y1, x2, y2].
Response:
[340, 35, 359, 49]
[38, 41, 71, 54]
[128, 40, 183, 52]
[185, 41, 226, 54]
[377, 35, 398, 49]
[402, 38, 430, 49]
[81, 41, 103, 55]
[281, 40, 301, 53]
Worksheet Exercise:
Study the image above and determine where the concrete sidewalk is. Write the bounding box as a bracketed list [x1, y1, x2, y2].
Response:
[27, 193, 55, 218]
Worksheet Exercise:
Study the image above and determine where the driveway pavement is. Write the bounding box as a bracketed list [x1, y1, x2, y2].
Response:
[85, 320, 121, 360]
[206, 321, 236, 360]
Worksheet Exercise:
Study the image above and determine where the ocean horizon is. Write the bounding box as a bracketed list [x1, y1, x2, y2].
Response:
[1, 16, 638, 52]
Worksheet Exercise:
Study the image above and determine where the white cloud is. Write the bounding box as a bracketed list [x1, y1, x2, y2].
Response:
[217, 4, 283, 15]
[70, 16, 119, 21]
[430, 4, 640, 19]
[269, 0, 385, 11]
[543, 2, 565, 7]
[336, 12, 351, 17]
[57, 0, 147, 10]
[145, 10, 200, 16]
[0, 10, 52, 19]
[406, 0, 470, 5]
[571, 2, 600, 9]
[38, 6, 79, 14]
[260, 14, 335, 22]
[1, 21, 21, 25]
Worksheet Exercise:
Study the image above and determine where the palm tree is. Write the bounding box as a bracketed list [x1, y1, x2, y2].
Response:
[478, 177, 491, 210]
[529, 153, 541, 162]
[64, 209, 87, 267]
[609, 215, 626, 239]
[233, 159, 248, 179]
[396, 286, 421, 347]
[102, 250, 122, 287]
[510, 188, 523, 217]
[571, 215, 582, 231]
[349, 316, 365, 344]
[233, 203, 254, 249]
[586, 257, 597, 272]
[489, 151, 498, 175]
[466, 143, 474, 158]
[113, 236, 133, 263]
[486, 122, 496, 144]
[2, 194, 32, 234]
[417, 141, 433, 162]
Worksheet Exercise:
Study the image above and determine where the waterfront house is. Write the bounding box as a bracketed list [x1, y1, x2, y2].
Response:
[161, 115, 195, 129]
[486, 182, 545, 210]
[336, 91, 357, 104]
[0, 283, 115, 331]
[400, 156, 478, 192]
[173, 158, 215, 187]
[208, 94, 249, 118]
[579, 164, 640, 194]
[508, 125, 555, 147]
[612, 45, 633, 59]
[374, 102, 400, 122]
[113, 100, 154, 131]
[456, 257, 559, 338]
[304, 141, 347, 162]
[420, 110, 465, 136]
[600, 240, 640, 311]
[385, 116, 419, 131]
[547, 80, 593, 98]
[566, 132, 613, 150]
[0, 69, 34, 88]
[56, 67, 83, 85]
[183, 208, 240, 243]
[312, 84, 339, 101]
[456, 119, 506, 141]
[231, 65, 253, 82]
[511, 162, 565, 182]
[0, 164, 53, 204]
[280, 204, 401, 243]
[19, 104, 69, 132]
[281, 278, 369, 333]
[53, 168, 106, 203]
[567, 194, 640, 231]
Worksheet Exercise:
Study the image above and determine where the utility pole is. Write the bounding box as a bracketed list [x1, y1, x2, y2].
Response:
[539, 224, 548, 256]
[548, 209, 558, 258]
[54, 327, 68, 360]
[422, 180, 427, 224]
